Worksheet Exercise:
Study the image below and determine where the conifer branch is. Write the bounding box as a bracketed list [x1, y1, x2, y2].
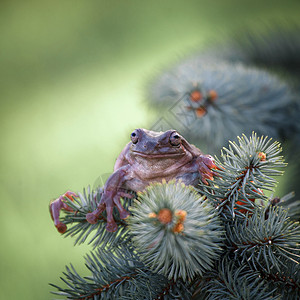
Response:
[199, 133, 286, 220]
[51, 245, 192, 299]
[272, 192, 300, 221]
[61, 186, 134, 249]
[193, 258, 280, 300]
[129, 181, 224, 281]
[256, 258, 300, 300]
[50, 133, 299, 299]
[147, 53, 294, 152]
[226, 206, 300, 272]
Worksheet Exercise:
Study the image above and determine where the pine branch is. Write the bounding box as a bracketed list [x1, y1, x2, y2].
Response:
[199, 133, 286, 220]
[147, 51, 294, 152]
[147, 24, 300, 207]
[128, 180, 224, 282]
[193, 258, 280, 300]
[61, 186, 134, 249]
[50, 245, 192, 300]
[256, 257, 300, 300]
[272, 192, 300, 221]
[226, 206, 300, 272]
[50, 133, 299, 299]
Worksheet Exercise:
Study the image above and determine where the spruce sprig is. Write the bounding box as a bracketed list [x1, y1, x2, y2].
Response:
[129, 181, 224, 281]
[50, 245, 193, 300]
[256, 257, 300, 299]
[199, 133, 286, 220]
[194, 258, 280, 300]
[51, 133, 299, 299]
[226, 206, 300, 272]
[61, 186, 133, 249]
[148, 57, 293, 151]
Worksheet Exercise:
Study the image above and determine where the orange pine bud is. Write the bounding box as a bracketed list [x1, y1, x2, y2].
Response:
[175, 210, 187, 222]
[173, 223, 184, 233]
[195, 107, 207, 117]
[258, 152, 267, 161]
[190, 90, 202, 102]
[157, 208, 173, 224]
[208, 90, 218, 101]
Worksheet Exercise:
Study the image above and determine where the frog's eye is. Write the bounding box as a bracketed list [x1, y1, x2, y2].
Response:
[170, 132, 181, 146]
[131, 130, 138, 144]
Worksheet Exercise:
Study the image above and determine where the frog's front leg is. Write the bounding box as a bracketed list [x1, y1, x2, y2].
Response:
[197, 154, 217, 184]
[49, 191, 78, 233]
[86, 165, 131, 232]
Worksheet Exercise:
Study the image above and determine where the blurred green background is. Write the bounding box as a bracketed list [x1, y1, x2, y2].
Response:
[1, 1, 300, 299]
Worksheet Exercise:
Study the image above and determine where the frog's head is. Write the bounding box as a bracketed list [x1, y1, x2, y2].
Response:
[129, 128, 187, 158]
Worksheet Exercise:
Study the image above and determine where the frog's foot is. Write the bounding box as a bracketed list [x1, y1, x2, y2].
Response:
[49, 191, 77, 234]
[197, 155, 218, 184]
[86, 191, 130, 232]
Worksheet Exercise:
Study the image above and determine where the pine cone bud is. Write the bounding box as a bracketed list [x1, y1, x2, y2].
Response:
[128, 180, 224, 281]
[157, 208, 173, 224]
[190, 90, 202, 102]
[258, 151, 267, 161]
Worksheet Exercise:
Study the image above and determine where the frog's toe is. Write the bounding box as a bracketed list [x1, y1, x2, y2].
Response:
[106, 221, 118, 232]
[55, 222, 67, 234]
[119, 210, 130, 219]
[64, 191, 78, 200]
[201, 175, 212, 185]
[86, 212, 98, 224]
[113, 196, 130, 219]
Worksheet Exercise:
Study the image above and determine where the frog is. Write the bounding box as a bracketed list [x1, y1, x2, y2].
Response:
[50, 128, 217, 233]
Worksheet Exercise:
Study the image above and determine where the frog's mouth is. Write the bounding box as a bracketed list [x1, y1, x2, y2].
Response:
[132, 151, 185, 159]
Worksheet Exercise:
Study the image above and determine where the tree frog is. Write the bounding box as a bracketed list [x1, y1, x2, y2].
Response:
[50, 129, 216, 233]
